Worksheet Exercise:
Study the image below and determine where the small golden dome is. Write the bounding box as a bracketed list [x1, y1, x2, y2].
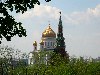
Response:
[40, 40, 44, 45]
[42, 25, 56, 37]
[33, 41, 37, 46]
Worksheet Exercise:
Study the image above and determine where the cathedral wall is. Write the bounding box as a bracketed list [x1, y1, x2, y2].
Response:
[41, 37, 56, 50]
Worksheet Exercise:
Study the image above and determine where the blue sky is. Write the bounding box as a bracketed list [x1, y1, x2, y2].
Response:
[1, 0, 100, 58]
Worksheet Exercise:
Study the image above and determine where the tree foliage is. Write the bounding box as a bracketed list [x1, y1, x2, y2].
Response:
[3, 55, 100, 75]
[0, 0, 51, 43]
[0, 45, 29, 75]
[21, 56, 100, 75]
[0, 48, 100, 75]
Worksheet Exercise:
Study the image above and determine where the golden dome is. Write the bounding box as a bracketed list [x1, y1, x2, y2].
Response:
[33, 41, 37, 46]
[42, 25, 56, 37]
[40, 40, 44, 45]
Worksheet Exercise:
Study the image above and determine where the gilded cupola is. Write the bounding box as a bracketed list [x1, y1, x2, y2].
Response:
[33, 41, 37, 46]
[40, 40, 44, 45]
[42, 24, 56, 37]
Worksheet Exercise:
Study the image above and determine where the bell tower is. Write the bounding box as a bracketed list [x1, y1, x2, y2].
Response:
[56, 12, 65, 48]
[55, 12, 69, 58]
[33, 41, 37, 51]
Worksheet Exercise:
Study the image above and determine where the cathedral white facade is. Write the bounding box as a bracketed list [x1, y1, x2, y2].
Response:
[28, 24, 56, 65]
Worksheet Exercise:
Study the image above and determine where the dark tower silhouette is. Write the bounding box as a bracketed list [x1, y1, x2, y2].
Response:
[55, 12, 69, 58]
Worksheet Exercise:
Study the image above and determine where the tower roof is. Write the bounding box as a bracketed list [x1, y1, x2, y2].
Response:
[40, 40, 44, 45]
[33, 41, 37, 46]
[42, 24, 56, 37]
[56, 11, 65, 47]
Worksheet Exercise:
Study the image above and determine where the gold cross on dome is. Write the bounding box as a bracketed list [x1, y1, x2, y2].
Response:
[48, 20, 50, 25]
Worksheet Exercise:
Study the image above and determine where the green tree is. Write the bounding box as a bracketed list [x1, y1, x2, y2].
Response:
[0, 0, 51, 43]
[1, 48, 99, 75]
[0, 45, 29, 75]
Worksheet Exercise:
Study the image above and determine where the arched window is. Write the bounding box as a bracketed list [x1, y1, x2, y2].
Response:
[45, 42, 46, 46]
[51, 42, 52, 46]
[48, 42, 49, 46]
[42, 46, 43, 49]
[35, 47, 36, 50]
[53, 42, 55, 47]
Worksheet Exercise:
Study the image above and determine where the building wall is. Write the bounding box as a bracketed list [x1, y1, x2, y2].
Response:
[42, 37, 56, 50]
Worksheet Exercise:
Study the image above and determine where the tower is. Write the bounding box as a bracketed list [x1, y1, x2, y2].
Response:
[28, 41, 37, 65]
[55, 12, 68, 57]
[56, 12, 65, 48]
[40, 40, 44, 50]
[33, 41, 37, 51]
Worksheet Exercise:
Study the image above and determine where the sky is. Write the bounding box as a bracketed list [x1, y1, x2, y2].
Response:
[1, 0, 100, 58]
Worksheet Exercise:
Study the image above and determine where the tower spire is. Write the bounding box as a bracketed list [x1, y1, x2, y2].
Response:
[59, 11, 61, 20]
[57, 11, 65, 48]
[55, 12, 69, 58]
[59, 12, 62, 26]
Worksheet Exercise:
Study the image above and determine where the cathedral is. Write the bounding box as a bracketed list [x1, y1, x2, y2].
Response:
[33, 24, 56, 51]
[28, 12, 69, 65]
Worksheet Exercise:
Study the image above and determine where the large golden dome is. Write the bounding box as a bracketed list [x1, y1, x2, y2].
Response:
[42, 25, 56, 37]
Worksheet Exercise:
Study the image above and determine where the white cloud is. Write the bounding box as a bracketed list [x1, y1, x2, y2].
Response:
[87, 5, 100, 16]
[16, 4, 100, 26]
[64, 4, 100, 25]
[17, 4, 60, 20]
